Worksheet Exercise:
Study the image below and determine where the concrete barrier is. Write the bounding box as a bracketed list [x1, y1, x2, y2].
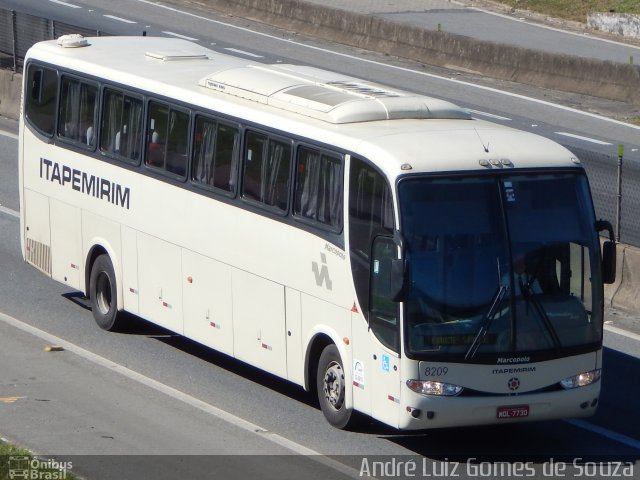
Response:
[0, 70, 20, 120]
[607, 243, 640, 313]
[179, 0, 640, 105]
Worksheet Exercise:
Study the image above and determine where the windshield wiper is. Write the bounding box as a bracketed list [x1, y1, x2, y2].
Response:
[465, 285, 508, 360]
[520, 282, 562, 350]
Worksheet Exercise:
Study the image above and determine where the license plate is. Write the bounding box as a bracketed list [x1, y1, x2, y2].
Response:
[497, 405, 529, 419]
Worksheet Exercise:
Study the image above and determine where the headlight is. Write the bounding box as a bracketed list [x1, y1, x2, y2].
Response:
[406, 379, 463, 396]
[560, 369, 601, 389]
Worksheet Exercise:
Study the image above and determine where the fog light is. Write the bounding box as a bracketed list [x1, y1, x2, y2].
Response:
[560, 369, 601, 389]
[406, 379, 463, 396]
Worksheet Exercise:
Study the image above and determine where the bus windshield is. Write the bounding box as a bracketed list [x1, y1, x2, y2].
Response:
[399, 173, 603, 360]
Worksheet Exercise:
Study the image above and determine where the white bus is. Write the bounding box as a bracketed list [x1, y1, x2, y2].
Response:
[19, 35, 616, 430]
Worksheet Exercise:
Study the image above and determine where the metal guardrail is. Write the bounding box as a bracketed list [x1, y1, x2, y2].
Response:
[0, 9, 108, 72]
[0, 7, 638, 247]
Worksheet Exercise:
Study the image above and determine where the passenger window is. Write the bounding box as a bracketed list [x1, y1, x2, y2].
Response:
[242, 131, 291, 211]
[58, 76, 98, 147]
[146, 101, 189, 178]
[191, 116, 239, 193]
[349, 157, 395, 323]
[26, 65, 58, 136]
[100, 89, 143, 163]
[294, 147, 343, 230]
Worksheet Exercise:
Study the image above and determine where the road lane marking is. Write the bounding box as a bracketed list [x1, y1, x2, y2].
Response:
[555, 132, 613, 145]
[605, 324, 640, 342]
[0, 205, 19, 219]
[466, 109, 512, 121]
[49, 0, 82, 8]
[162, 31, 199, 41]
[0, 310, 362, 479]
[132, 0, 640, 132]
[565, 419, 640, 451]
[224, 48, 263, 58]
[104, 15, 137, 24]
[0, 129, 18, 140]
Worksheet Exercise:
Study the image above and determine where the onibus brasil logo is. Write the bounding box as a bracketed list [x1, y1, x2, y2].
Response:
[7, 456, 73, 479]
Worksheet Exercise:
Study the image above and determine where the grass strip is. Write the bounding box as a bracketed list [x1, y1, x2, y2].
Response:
[497, 1, 640, 23]
[0, 438, 78, 480]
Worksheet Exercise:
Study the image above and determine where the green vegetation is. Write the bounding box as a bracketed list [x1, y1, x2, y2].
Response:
[498, 1, 640, 23]
[1, 439, 78, 480]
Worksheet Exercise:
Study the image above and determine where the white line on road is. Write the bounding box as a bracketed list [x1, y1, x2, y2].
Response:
[104, 15, 137, 24]
[0, 310, 363, 479]
[466, 109, 512, 121]
[555, 132, 613, 145]
[0, 205, 19, 219]
[605, 324, 640, 342]
[565, 419, 640, 451]
[48, 0, 82, 8]
[133, 0, 640, 132]
[0, 129, 18, 140]
[162, 31, 199, 41]
[224, 48, 264, 58]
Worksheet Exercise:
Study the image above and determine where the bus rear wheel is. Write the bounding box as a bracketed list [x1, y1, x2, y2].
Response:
[317, 344, 354, 429]
[89, 254, 122, 331]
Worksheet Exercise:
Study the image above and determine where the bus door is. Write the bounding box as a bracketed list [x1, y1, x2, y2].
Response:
[368, 236, 402, 427]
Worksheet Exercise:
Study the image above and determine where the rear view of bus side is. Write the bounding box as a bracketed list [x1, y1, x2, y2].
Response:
[19, 35, 616, 430]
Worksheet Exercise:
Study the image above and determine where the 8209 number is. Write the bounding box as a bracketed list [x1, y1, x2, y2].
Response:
[424, 366, 448, 377]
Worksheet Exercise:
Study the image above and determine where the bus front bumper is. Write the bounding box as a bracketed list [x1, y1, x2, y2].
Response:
[398, 382, 600, 430]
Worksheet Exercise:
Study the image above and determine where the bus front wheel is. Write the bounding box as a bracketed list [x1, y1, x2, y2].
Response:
[89, 254, 121, 331]
[317, 344, 354, 429]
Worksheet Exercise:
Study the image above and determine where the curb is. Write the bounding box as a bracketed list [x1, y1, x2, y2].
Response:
[181, 0, 640, 105]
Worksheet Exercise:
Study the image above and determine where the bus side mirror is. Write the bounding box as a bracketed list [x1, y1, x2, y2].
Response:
[596, 220, 616, 285]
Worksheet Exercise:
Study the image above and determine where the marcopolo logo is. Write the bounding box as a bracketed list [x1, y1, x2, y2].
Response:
[312, 253, 333, 290]
[7, 456, 73, 480]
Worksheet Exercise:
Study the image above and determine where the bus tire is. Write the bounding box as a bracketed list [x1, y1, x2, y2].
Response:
[317, 344, 353, 429]
[89, 254, 121, 331]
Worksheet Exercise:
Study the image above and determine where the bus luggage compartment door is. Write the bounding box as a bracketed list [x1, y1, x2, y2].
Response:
[232, 269, 287, 378]
[23, 189, 52, 276]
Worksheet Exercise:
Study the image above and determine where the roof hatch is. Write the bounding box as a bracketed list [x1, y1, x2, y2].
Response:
[199, 64, 470, 123]
[145, 49, 210, 61]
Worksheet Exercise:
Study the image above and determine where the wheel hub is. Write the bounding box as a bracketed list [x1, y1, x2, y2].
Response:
[95, 271, 112, 315]
[323, 361, 344, 410]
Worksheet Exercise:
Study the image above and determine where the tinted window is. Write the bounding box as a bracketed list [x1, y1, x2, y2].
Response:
[58, 77, 98, 147]
[349, 157, 394, 319]
[146, 101, 190, 177]
[25, 65, 57, 136]
[100, 89, 143, 163]
[192, 116, 240, 193]
[294, 147, 343, 230]
[242, 131, 291, 211]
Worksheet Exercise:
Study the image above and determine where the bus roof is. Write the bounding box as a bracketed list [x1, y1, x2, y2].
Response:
[26, 36, 582, 178]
